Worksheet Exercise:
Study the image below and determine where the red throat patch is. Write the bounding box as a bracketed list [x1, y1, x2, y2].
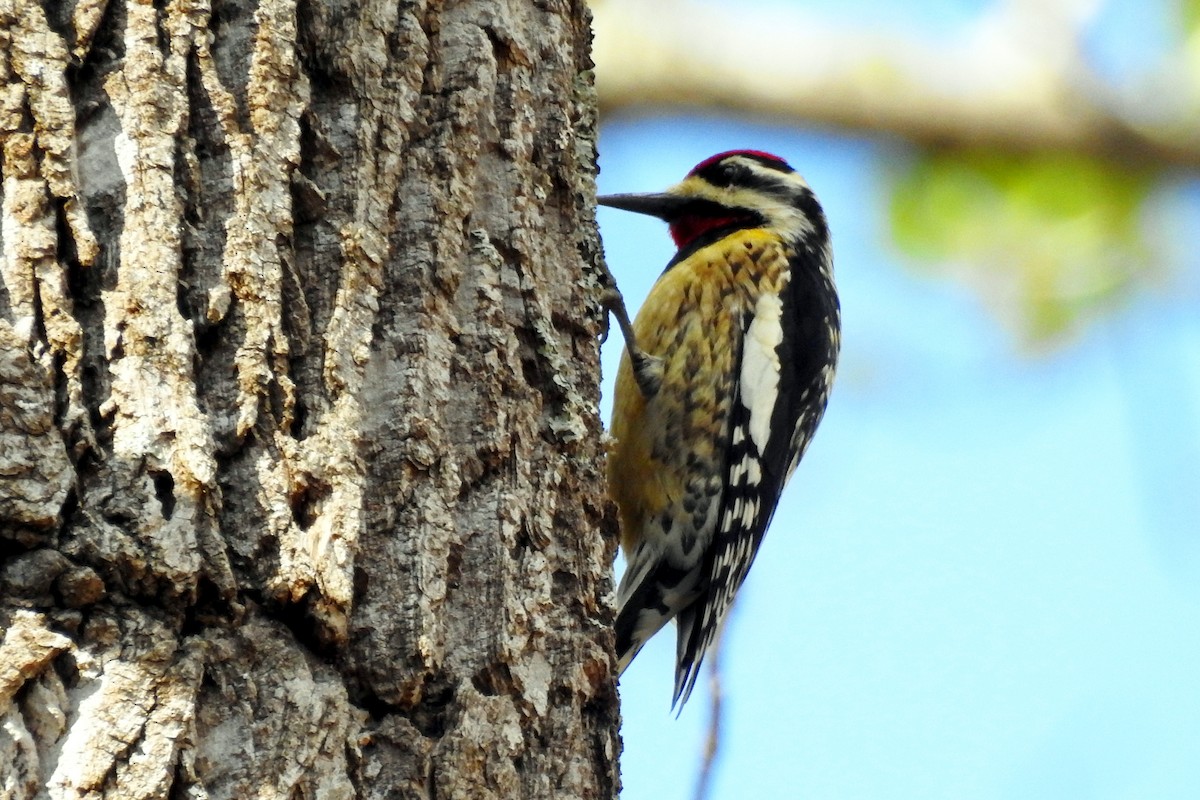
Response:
[669, 214, 744, 250]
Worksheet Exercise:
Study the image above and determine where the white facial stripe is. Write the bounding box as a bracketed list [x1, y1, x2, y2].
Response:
[740, 291, 784, 455]
[734, 155, 811, 191]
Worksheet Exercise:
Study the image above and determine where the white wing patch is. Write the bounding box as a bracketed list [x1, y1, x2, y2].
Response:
[739, 291, 784, 454]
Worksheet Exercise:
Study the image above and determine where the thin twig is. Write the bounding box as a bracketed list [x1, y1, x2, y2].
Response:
[691, 616, 727, 800]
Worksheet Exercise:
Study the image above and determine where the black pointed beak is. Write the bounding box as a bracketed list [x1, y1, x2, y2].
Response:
[596, 192, 691, 220]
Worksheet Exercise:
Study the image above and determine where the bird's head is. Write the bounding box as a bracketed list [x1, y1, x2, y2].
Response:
[597, 150, 823, 252]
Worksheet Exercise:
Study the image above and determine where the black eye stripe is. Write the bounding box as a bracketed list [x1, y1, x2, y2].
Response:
[697, 162, 747, 187]
[695, 156, 797, 188]
[693, 170, 813, 210]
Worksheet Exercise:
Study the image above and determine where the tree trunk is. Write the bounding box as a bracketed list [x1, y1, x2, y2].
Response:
[0, 1, 620, 798]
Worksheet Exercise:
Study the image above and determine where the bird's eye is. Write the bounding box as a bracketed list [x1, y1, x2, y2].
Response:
[714, 162, 750, 187]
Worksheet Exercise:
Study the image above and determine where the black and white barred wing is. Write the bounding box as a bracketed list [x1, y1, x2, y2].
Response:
[673, 265, 834, 707]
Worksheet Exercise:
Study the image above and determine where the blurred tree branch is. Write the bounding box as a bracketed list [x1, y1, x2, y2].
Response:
[593, 0, 1200, 170]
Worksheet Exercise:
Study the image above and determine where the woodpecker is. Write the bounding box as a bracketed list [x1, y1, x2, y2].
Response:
[599, 150, 840, 708]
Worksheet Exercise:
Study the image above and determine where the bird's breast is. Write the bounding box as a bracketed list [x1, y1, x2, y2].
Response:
[607, 229, 791, 554]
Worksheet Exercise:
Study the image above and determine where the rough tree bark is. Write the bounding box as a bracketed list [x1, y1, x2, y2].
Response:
[0, 1, 620, 798]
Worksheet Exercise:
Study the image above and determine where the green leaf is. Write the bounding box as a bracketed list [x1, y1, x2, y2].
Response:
[888, 149, 1156, 346]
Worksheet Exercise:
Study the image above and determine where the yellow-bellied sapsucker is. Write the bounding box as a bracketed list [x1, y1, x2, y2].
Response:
[600, 150, 840, 708]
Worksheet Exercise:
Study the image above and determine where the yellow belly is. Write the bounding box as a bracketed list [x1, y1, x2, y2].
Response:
[607, 228, 790, 554]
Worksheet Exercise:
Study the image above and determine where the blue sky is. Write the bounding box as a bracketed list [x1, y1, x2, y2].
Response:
[596, 4, 1200, 796]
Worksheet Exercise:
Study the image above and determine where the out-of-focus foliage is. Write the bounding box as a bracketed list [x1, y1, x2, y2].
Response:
[888, 150, 1155, 345]
[1186, 0, 1200, 116]
[1185, 0, 1200, 32]
[883, 2, 1195, 346]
